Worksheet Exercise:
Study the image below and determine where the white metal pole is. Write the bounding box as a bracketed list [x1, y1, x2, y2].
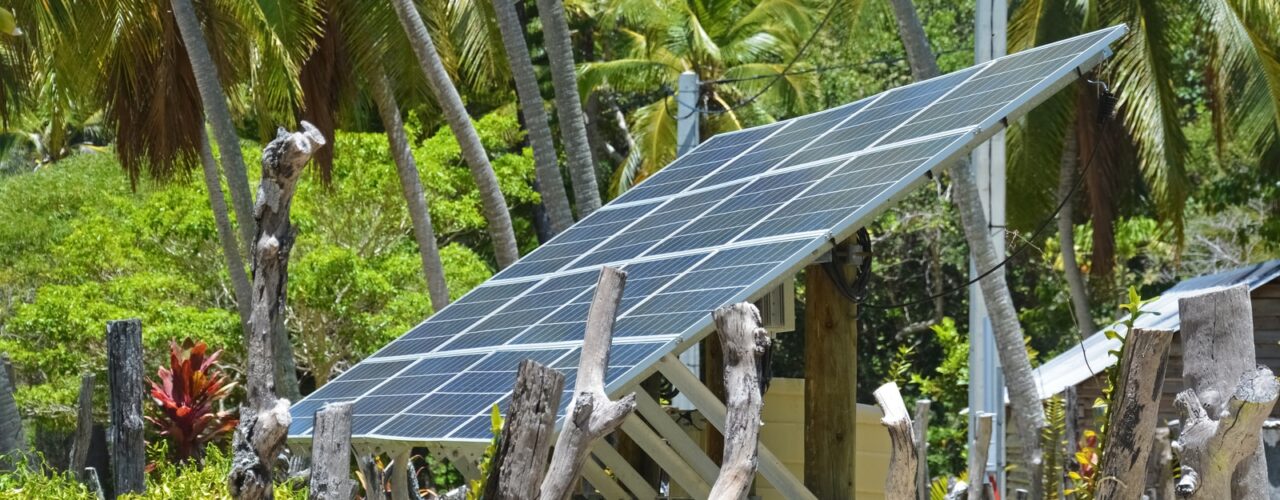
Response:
[969, 0, 1007, 496]
[672, 70, 701, 410]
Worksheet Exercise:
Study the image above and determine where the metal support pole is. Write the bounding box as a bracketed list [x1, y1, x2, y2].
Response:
[673, 70, 702, 411]
[969, 0, 1008, 495]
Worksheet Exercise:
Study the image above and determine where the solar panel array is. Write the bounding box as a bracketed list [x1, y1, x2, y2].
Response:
[288, 26, 1127, 443]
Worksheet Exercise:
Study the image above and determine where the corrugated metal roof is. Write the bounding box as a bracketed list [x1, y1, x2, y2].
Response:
[1028, 260, 1280, 400]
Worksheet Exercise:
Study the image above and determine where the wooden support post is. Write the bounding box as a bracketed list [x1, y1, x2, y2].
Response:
[914, 400, 931, 500]
[708, 303, 772, 499]
[703, 334, 725, 466]
[0, 351, 24, 468]
[539, 266, 637, 500]
[967, 413, 993, 500]
[590, 443, 661, 500]
[107, 319, 145, 497]
[658, 354, 816, 500]
[619, 415, 712, 498]
[70, 373, 95, 483]
[875, 382, 918, 500]
[804, 261, 857, 499]
[1146, 427, 1173, 500]
[1175, 286, 1276, 499]
[487, 360, 564, 499]
[229, 123, 324, 500]
[632, 391, 719, 484]
[1096, 328, 1174, 499]
[309, 403, 355, 500]
[390, 448, 410, 500]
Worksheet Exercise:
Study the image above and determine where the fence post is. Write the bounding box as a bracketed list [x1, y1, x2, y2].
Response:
[70, 373, 95, 482]
[309, 402, 355, 500]
[486, 360, 564, 499]
[107, 319, 145, 497]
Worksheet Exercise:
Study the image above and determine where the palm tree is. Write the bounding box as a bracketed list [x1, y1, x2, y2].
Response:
[368, 70, 453, 311]
[198, 132, 254, 338]
[536, 0, 602, 217]
[579, 0, 817, 195]
[887, 2, 1046, 496]
[391, 0, 522, 269]
[492, 0, 575, 233]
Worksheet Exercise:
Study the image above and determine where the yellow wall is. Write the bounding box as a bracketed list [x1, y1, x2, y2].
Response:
[753, 377, 889, 500]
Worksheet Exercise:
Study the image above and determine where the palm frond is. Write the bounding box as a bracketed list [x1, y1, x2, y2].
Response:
[1008, 83, 1077, 231]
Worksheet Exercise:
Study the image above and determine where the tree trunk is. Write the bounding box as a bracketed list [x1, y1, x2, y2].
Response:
[966, 413, 993, 500]
[169, 0, 256, 257]
[70, 373, 94, 483]
[107, 319, 145, 498]
[0, 352, 23, 468]
[369, 69, 452, 310]
[309, 402, 356, 500]
[803, 263, 857, 498]
[491, 0, 574, 234]
[874, 382, 919, 500]
[708, 303, 771, 499]
[539, 267, 636, 500]
[884, 3, 1045, 495]
[389, 0, 521, 269]
[229, 124, 324, 500]
[1176, 286, 1273, 499]
[887, 0, 938, 81]
[1056, 128, 1094, 335]
[486, 360, 564, 499]
[199, 133, 254, 339]
[1096, 328, 1173, 499]
[534, 0, 602, 217]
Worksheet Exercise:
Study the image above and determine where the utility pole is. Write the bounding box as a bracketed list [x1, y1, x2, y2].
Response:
[969, 0, 1008, 496]
[673, 70, 701, 411]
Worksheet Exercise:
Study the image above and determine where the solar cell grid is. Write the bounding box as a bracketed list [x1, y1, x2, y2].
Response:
[288, 25, 1127, 445]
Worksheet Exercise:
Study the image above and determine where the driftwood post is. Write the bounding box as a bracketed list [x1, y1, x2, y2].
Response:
[966, 413, 993, 500]
[70, 373, 95, 482]
[874, 382, 918, 500]
[1145, 427, 1173, 500]
[0, 352, 23, 468]
[309, 402, 355, 500]
[707, 302, 772, 499]
[1173, 285, 1278, 499]
[228, 123, 325, 500]
[486, 360, 564, 499]
[107, 319, 145, 497]
[914, 400, 931, 500]
[539, 266, 637, 500]
[1096, 328, 1174, 498]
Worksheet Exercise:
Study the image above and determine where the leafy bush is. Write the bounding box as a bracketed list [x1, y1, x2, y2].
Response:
[147, 339, 237, 464]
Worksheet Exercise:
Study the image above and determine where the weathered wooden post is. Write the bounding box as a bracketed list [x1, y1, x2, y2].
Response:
[874, 382, 918, 500]
[804, 251, 858, 498]
[309, 402, 355, 500]
[486, 360, 564, 499]
[228, 123, 325, 500]
[539, 266, 637, 500]
[1145, 427, 1174, 500]
[0, 352, 23, 468]
[1173, 286, 1278, 499]
[1096, 328, 1174, 498]
[914, 400, 931, 500]
[70, 373, 95, 482]
[107, 319, 145, 497]
[966, 413, 993, 500]
[708, 302, 772, 499]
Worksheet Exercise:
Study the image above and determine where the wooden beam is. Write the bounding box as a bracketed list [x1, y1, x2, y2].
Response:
[657, 354, 816, 500]
[804, 262, 857, 498]
[620, 415, 712, 498]
[581, 458, 630, 500]
[309, 402, 356, 500]
[1096, 328, 1174, 499]
[590, 442, 660, 500]
[632, 391, 719, 484]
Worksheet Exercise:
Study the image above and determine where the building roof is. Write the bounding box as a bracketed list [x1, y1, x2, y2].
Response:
[1029, 260, 1280, 400]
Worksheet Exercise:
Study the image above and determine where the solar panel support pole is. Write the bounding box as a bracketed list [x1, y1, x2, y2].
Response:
[672, 69, 703, 412]
[969, 0, 1009, 495]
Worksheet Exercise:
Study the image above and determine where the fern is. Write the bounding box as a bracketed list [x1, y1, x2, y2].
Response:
[1041, 395, 1066, 500]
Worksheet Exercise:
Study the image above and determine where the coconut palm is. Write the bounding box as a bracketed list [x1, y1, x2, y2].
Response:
[579, 0, 818, 195]
[537, 0, 602, 216]
[391, 0, 522, 269]
[492, 0, 575, 233]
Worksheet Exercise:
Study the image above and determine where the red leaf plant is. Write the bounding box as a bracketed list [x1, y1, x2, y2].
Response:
[146, 339, 238, 464]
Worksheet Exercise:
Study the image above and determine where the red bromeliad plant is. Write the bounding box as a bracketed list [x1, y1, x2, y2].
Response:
[147, 339, 238, 464]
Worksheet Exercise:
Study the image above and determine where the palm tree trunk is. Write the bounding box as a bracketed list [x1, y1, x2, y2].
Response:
[198, 132, 253, 338]
[169, 0, 256, 257]
[535, 0, 602, 217]
[887, 1, 1045, 497]
[1057, 127, 1095, 335]
[492, 0, 574, 234]
[369, 70, 452, 311]
[390, 0, 521, 269]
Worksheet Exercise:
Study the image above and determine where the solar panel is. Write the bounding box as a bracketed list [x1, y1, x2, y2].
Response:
[288, 25, 1127, 444]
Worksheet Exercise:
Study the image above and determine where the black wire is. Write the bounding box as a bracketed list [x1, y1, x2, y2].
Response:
[859, 118, 1106, 311]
